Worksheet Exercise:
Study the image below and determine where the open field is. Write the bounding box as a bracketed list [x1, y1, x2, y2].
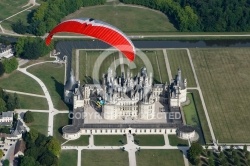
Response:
[27, 112, 48, 135]
[17, 94, 48, 110]
[136, 150, 184, 166]
[64, 136, 89, 146]
[59, 150, 77, 166]
[82, 150, 129, 166]
[64, 5, 177, 33]
[167, 49, 196, 87]
[53, 113, 68, 143]
[134, 135, 165, 146]
[77, 49, 168, 84]
[191, 48, 250, 143]
[0, 71, 43, 95]
[168, 135, 188, 146]
[94, 135, 127, 146]
[28, 63, 71, 110]
[0, 0, 29, 21]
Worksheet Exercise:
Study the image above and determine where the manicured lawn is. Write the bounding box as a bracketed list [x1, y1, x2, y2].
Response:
[27, 112, 48, 135]
[64, 5, 177, 33]
[168, 135, 188, 146]
[143, 50, 169, 84]
[94, 135, 127, 146]
[0, 0, 29, 20]
[136, 150, 185, 166]
[64, 136, 89, 146]
[77, 49, 168, 85]
[53, 113, 69, 143]
[0, 71, 43, 94]
[18, 94, 48, 110]
[78, 50, 121, 84]
[191, 48, 250, 143]
[167, 49, 196, 87]
[28, 62, 71, 110]
[59, 150, 77, 166]
[188, 90, 212, 144]
[134, 135, 165, 146]
[183, 93, 199, 126]
[82, 150, 129, 166]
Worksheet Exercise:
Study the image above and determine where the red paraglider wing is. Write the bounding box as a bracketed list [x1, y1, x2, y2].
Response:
[46, 18, 135, 61]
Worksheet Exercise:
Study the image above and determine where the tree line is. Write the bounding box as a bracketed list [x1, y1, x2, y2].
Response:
[119, 0, 199, 31]
[120, 0, 250, 32]
[12, 0, 105, 35]
[0, 87, 20, 113]
[19, 129, 61, 166]
[15, 37, 53, 59]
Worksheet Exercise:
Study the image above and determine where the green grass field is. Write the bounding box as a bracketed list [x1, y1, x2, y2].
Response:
[134, 135, 165, 146]
[18, 94, 48, 110]
[28, 63, 71, 110]
[0, 6, 37, 30]
[167, 49, 196, 87]
[53, 113, 69, 143]
[27, 112, 48, 135]
[0, 0, 29, 20]
[77, 49, 168, 84]
[187, 90, 212, 144]
[136, 150, 184, 166]
[82, 150, 129, 166]
[64, 136, 89, 146]
[94, 135, 127, 146]
[59, 150, 77, 166]
[168, 135, 188, 146]
[64, 5, 177, 33]
[191, 48, 250, 143]
[183, 94, 199, 126]
[0, 71, 43, 95]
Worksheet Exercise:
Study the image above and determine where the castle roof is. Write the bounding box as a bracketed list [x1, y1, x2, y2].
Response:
[65, 69, 77, 91]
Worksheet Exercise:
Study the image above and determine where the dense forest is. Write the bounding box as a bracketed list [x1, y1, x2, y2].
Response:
[12, 0, 105, 35]
[120, 0, 250, 32]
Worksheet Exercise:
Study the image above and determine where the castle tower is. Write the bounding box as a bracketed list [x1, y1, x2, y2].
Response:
[64, 69, 77, 104]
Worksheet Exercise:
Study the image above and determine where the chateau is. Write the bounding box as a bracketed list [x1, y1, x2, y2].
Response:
[62, 67, 189, 140]
[64, 67, 187, 120]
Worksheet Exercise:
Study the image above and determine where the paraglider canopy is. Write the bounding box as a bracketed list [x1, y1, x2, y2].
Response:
[45, 18, 135, 61]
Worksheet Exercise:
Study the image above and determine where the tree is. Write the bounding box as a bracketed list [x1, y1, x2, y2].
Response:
[208, 157, 215, 166]
[12, 19, 27, 34]
[0, 149, 4, 158]
[14, 93, 20, 109]
[23, 111, 34, 123]
[2, 57, 18, 73]
[45, 137, 61, 156]
[0, 62, 4, 76]
[3, 159, 10, 166]
[243, 145, 247, 154]
[0, 87, 4, 98]
[245, 151, 250, 159]
[218, 145, 221, 152]
[0, 98, 7, 112]
[20, 156, 39, 166]
[188, 142, 203, 164]
[5, 94, 16, 111]
[27, 129, 39, 143]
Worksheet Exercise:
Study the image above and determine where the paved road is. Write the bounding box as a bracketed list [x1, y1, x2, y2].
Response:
[125, 133, 138, 166]
[75, 49, 80, 81]
[18, 64, 55, 136]
[4, 89, 46, 98]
